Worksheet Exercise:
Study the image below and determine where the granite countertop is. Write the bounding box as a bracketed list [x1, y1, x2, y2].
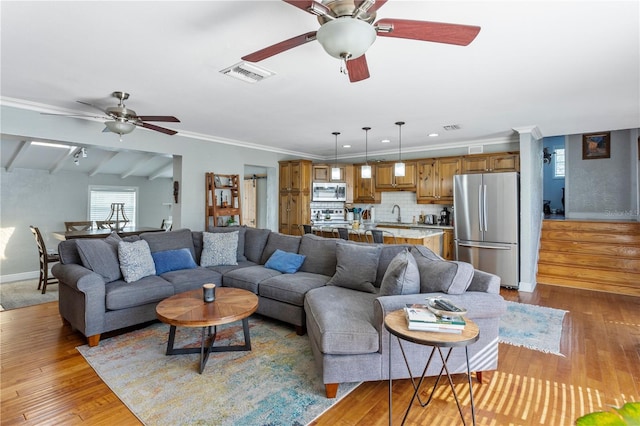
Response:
[373, 222, 454, 230]
[311, 225, 443, 239]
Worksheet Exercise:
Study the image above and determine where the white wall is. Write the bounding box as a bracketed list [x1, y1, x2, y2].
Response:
[0, 168, 172, 278]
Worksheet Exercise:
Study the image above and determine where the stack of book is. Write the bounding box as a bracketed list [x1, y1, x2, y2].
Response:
[404, 303, 466, 333]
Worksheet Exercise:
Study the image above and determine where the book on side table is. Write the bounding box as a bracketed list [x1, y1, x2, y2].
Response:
[404, 302, 466, 333]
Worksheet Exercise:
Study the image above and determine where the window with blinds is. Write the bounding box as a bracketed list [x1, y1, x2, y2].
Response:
[89, 186, 138, 227]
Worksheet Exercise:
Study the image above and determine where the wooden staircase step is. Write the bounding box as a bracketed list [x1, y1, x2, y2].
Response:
[537, 219, 640, 297]
[538, 251, 640, 272]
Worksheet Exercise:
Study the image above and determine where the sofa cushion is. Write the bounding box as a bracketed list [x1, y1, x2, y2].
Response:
[118, 240, 156, 283]
[379, 248, 420, 296]
[327, 242, 381, 293]
[259, 272, 331, 306]
[375, 245, 413, 287]
[305, 286, 380, 354]
[411, 246, 474, 294]
[200, 231, 238, 267]
[141, 228, 196, 260]
[298, 234, 338, 276]
[264, 249, 306, 274]
[206, 260, 257, 275]
[260, 233, 301, 264]
[222, 265, 281, 294]
[200, 227, 247, 262]
[243, 227, 271, 263]
[152, 248, 197, 275]
[105, 275, 174, 310]
[159, 267, 222, 294]
[75, 232, 122, 282]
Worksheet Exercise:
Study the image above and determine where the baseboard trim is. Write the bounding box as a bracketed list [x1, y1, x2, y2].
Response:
[0, 271, 39, 284]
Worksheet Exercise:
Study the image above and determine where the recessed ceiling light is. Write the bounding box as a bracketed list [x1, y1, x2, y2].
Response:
[342, 144, 351, 148]
[381, 139, 391, 143]
[428, 133, 439, 137]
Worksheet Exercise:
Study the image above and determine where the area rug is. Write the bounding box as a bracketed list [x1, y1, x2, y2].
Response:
[0, 280, 57, 310]
[77, 317, 360, 426]
[499, 300, 567, 356]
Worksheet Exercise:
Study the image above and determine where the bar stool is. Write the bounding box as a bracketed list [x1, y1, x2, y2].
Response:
[365, 229, 397, 244]
[333, 227, 350, 240]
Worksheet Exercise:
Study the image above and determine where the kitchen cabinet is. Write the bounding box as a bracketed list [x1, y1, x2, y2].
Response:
[352, 163, 380, 204]
[279, 160, 312, 235]
[416, 157, 461, 204]
[442, 229, 455, 260]
[462, 152, 520, 174]
[374, 161, 417, 191]
[312, 164, 347, 182]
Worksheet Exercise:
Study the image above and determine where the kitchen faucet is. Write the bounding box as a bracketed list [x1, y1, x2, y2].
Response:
[392, 204, 401, 223]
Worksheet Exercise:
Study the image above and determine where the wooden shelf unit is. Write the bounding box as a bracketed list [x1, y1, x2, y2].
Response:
[205, 173, 242, 229]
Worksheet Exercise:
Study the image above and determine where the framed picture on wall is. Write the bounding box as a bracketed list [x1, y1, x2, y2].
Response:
[582, 132, 610, 159]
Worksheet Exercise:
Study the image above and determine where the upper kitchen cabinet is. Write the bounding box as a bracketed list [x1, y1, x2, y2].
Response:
[353, 164, 381, 204]
[416, 157, 461, 204]
[279, 160, 312, 192]
[461, 152, 520, 174]
[312, 164, 347, 182]
[374, 161, 417, 191]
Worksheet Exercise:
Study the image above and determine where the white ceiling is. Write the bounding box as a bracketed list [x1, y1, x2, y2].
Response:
[1, 1, 639, 176]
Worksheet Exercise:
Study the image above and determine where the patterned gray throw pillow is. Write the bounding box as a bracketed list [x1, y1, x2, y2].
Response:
[201, 231, 239, 267]
[118, 240, 156, 283]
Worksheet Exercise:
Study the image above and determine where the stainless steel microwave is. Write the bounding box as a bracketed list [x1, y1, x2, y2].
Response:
[312, 182, 347, 201]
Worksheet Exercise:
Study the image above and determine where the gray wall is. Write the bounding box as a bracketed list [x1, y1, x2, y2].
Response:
[0, 168, 172, 278]
[566, 129, 639, 220]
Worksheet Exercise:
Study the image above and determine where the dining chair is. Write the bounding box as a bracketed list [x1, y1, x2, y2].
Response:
[64, 221, 92, 231]
[96, 220, 114, 230]
[30, 226, 60, 294]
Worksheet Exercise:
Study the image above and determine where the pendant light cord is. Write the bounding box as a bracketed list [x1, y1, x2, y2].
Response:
[395, 121, 405, 162]
[363, 127, 371, 164]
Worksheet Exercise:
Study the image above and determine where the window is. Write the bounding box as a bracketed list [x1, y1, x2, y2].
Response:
[554, 148, 565, 178]
[89, 186, 138, 227]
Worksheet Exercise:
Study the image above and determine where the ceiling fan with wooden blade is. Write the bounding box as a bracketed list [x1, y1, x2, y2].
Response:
[241, 0, 480, 83]
[44, 91, 180, 138]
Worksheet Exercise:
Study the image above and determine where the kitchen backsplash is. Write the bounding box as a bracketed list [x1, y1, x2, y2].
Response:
[353, 192, 451, 224]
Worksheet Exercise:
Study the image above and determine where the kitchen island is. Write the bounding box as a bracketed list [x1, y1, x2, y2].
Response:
[311, 225, 444, 257]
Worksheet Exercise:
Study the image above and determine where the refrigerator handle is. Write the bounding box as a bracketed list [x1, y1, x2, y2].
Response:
[483, 184, 488, 232]
[458, 242, 511, 250]
[478, 184, 483, 233]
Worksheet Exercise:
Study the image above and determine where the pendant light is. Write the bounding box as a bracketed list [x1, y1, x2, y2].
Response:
[331, 131, 341, 180]
[361, 127, 372, 179]
[394, 121, 405, 177]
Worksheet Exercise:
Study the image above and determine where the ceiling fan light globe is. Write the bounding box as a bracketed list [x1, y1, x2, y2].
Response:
[105, 120, 135, 135]
[316, 18, 376, 59]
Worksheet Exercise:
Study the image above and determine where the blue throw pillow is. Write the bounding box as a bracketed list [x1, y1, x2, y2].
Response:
[264, 249, 306, 274]
[152, 248, 197, 275]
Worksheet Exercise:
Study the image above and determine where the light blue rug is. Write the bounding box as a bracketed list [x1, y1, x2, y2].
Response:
[78, 316, 359, 426]
[499, 301, 568, 356]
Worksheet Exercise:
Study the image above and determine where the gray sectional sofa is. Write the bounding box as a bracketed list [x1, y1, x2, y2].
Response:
[53, 227, 506, 398]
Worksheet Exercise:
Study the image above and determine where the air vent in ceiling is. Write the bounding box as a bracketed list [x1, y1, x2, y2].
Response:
[220, 61, 275, 83]
[443, 124, 462, 131]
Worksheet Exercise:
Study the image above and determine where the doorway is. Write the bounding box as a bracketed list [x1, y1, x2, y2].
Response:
[243, 166, 268, 229]
[542, 136, 566, 216]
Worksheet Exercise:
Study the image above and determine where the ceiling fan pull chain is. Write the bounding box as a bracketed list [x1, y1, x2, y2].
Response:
[340, 57, 348, 75]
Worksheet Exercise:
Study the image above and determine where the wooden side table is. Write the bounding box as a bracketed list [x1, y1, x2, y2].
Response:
[384, 309, 480, 425]
[156, 287, 258, 374]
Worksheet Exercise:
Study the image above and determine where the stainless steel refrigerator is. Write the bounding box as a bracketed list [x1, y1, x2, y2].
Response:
[454, 172, 520, 288]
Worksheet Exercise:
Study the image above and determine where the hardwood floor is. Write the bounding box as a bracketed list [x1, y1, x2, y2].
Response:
[1, 284, 638, 425]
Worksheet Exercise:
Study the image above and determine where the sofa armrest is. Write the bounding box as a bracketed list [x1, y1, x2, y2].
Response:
[467, 269, 501, 294]
[52, 263, 107, 297]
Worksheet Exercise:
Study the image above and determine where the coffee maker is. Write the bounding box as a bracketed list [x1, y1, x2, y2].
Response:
[439, 207, 451, 226]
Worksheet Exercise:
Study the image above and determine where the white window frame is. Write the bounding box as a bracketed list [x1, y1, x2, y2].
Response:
[88, 185, 138, 227]
[553, 147, 565, 178]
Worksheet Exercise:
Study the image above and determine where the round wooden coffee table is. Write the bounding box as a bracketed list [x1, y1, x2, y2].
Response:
[385, 309, 480, 425]
[156, 287, 258, 373]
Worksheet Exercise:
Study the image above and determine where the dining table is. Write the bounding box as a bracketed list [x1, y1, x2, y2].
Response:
[53, 226, 165, 241]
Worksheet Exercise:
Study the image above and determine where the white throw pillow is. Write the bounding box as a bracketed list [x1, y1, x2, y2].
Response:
[118, 240, 156, 283]
[201, 231, 239, 267]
